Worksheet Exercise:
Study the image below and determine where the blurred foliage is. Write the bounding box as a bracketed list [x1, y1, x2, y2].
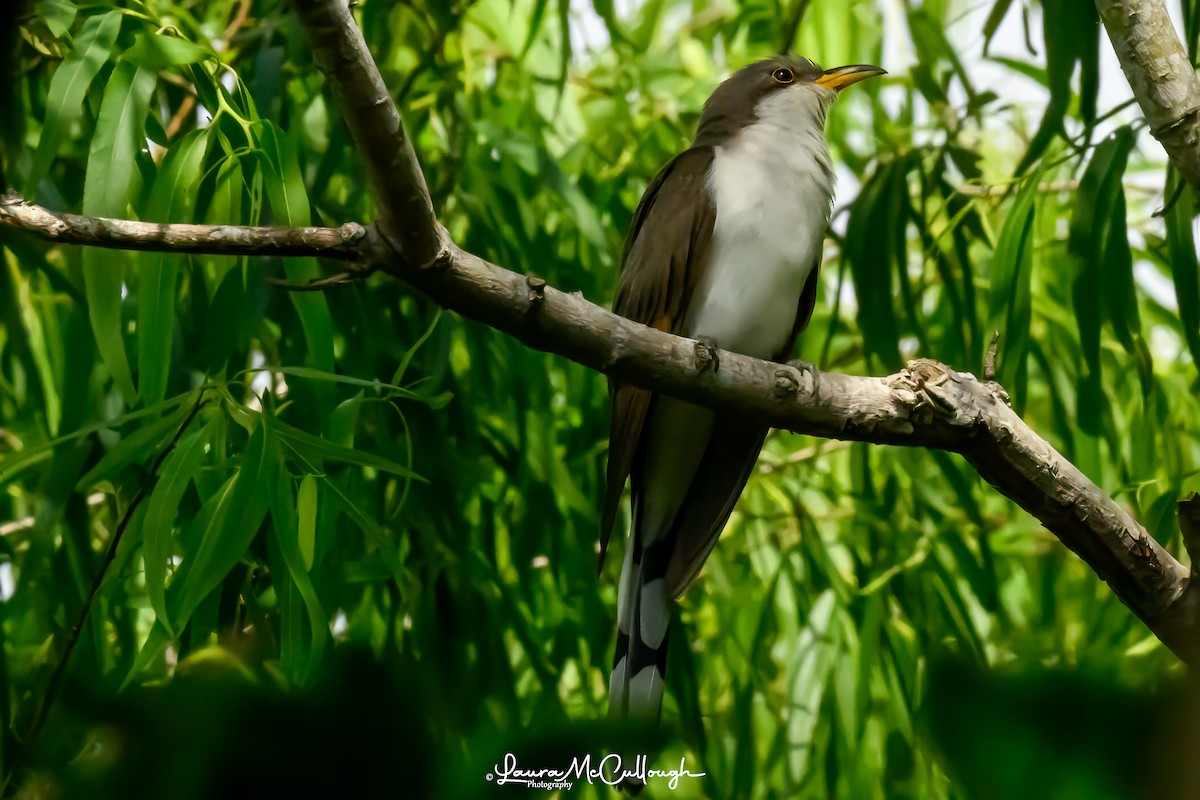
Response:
[2, 0, 1200, 797]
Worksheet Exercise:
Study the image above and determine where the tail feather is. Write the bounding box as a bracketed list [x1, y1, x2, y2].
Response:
[610, 540, 671, 796]
[610, 537, 671, 723]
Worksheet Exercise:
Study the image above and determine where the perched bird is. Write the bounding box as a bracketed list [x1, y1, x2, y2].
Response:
[601, 57, 885, 728]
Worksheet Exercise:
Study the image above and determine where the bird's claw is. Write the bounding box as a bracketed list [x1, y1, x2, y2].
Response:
[694, 336, 720, 374]
[786, 358, 820, 397]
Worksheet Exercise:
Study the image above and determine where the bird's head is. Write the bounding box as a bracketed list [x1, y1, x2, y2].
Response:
[695, 57, 885, 146]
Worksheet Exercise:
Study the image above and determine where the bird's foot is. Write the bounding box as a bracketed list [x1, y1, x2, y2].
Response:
[693, 336, 720, 374]
[786, 358, 821, 398]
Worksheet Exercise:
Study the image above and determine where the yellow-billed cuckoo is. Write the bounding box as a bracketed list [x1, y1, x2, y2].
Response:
[601, 57, 885, 727]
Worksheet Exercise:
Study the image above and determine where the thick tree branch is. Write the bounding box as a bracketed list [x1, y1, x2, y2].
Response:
[1095, 0, 1200, 192]
[290, 0, 1200, 662]
[8, 186, 1199, 661]
[9, 1, 1197, 663]
[0, 193, 369, 259]
[413, 240, 1200, 662]
[292, 0, 440, 268]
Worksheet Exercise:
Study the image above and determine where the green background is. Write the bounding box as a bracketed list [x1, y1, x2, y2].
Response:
[2, 0, 1199, 797]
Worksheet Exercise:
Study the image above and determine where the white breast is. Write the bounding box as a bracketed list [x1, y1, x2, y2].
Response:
[685, 86, 835, 360]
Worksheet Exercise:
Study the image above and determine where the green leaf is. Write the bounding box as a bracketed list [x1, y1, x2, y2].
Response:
[988, 169, 1041, 391]
[243, 365, 446, 406]
[1069, 127, 1151, 398]
[982, 0, 1015, 52]
[846, 161, 904, 368]
[37, 0, 78, 38]
[1165, 167, 1200, 369]
[82, 58, 157, 400]
[75, 396, 195, 489]
[81, 59, 155, 216]
[297, 474, 317, 571]
[254, 121, 335, 374]
[26, 10, 122, 192]
[1015, 0, 1099, 172]
[142, 420, 213, 635]
[788, 591, 839, 783]
[124, 32, 211, 69]
[521, 0, 549, 57]
[0, 392, 191, 486]
[329, 392, 363, 448]
[593, 0, 626, 43]
[264, 415, 328, 682]
[318, 474, 406, 589]
[199, 210, 257, 375]
[632, 0, 666, 51]
[556, 0, 571, 96]
[139, 129, 211, 405]
[273, 417, 424, 480]
[986, 57, 1048, 87]
[120, 621, 172, 689]
[169, 418, 272, 628]
[1069, 136, 1120, 382]
[1100, 181, 1152, 396]
[391, 311, 442, 385]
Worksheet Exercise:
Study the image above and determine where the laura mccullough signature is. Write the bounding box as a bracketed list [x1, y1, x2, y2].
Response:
[486, 752, 706, 791]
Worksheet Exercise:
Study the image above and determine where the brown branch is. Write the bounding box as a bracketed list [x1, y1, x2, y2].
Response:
[292, 0, 440, 268]
[8, 1, 1197, 664]
[396, 238, 1200, 659]
[1095, 0, 1200, 192]
[286, 0, 1200, 664]
[12, 177, 1195, 659]
[0, 193, 370, 260]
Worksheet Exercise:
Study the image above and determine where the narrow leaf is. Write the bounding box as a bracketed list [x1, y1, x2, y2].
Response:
[139, 130, 210, 404]
[988, 170, 1041, 391]
[27, 10, 122, 192]
[297, 474, 317, 571]
[255, 121, 335, 373]
[124, 32, 211, 69]
[75, 397, 194, 489]
[1165, 168, 1200, 368]
[38, 0, 78, 38]
[170, 420, 272, 628]
[142, 420, 212, 635]
[274, 417, 424, 480]
[82, 59, 157, 399]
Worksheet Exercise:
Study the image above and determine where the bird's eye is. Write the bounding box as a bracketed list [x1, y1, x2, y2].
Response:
[772, 67, 795, 84]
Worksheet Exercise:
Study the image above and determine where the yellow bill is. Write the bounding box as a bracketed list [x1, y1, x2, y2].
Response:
[815, 64, 887, 91]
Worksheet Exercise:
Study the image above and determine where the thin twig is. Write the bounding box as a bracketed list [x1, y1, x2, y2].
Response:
[266, 266, 377, 291]
[758, 440, 853, 473]
[17, 393, 209, 763]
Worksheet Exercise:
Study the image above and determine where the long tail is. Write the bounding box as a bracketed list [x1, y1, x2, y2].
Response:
[609, 532, 671, 723]
[609, 534, 671, 796]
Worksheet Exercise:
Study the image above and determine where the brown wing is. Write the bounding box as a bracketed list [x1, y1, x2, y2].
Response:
[661, 419, 769, 596]
[782, 258, 822, 358]
[599, 147, 717, 567]
[664, 259, 823, 597]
